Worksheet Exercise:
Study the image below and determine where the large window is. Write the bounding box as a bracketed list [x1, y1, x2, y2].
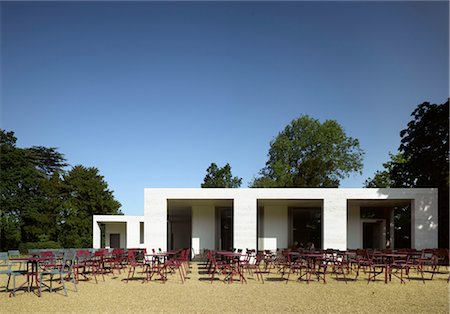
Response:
[290, 208, 322, 249]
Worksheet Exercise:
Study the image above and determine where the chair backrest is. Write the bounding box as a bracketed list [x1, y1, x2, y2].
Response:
[28, 249, 40, 256]
[76, 249, 91, 263]
[64, 250, 77, 263]
[421, 248, 435, 260]
[40, 251, 55, 258]
[433, 249, 449, 266]
[0, 252, 9, 264]
[0, 252, 11, 271]
[8, 250, 20, 258]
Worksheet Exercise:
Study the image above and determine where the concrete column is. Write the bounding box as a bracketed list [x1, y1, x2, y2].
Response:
[92, 218, 101, 249]
[192, 205, 215, 257]
[127, 219, 140, 248]
[234, 197, 257, 250]
[323, 197, 347, 250]
[145, 197, 167, 252]
[412, 194, 438, 249]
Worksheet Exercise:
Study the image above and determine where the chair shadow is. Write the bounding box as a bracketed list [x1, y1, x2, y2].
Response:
[198, 277, 222, 283]
[331, 277, 357, 282]
[264, 277, 285, 282]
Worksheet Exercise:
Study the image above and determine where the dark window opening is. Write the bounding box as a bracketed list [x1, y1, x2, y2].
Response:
[140, 222, 144, 244]
[290, 208, 322, 249]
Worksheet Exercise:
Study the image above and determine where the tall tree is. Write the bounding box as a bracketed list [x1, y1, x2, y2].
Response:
[0, 130, 67, 249]
[201, 163, 242, 188]
[399, 101, 449, 248]
[0, 130, 23, 250]
[365, 153, 410, 188]
[0, 129, 122, 250]
[251, 115, 364, 187]
[366, 100, 449, 248]
[59, 165, 122, 247]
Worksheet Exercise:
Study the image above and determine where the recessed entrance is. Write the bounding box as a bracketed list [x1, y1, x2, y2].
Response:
[167, 207, 191, 251]
[218, 207, 233, 251]
[110, 233, 120, 249]
[362, 220, 385, 249]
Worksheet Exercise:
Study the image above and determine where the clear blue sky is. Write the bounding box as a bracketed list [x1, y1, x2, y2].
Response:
[1, 1, 448, 216]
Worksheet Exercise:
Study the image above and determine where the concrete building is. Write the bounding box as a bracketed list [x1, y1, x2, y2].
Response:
[93, 188, 438, 254]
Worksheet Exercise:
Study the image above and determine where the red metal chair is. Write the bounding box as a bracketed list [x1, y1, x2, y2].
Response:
[242, 251, 265, 283]
[126, 249, 145, 282]
[73, 249, 92, 283]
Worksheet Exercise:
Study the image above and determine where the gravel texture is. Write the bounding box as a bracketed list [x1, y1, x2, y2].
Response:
[1, 262, 448, 313]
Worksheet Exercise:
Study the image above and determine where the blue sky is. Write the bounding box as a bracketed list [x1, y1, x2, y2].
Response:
[1, 1, 448, 216]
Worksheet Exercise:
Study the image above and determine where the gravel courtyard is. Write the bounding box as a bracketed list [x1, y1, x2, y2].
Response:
[1, 262, 448, 313]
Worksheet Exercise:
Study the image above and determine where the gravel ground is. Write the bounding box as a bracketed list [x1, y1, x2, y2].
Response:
[1, 262, 448, 313]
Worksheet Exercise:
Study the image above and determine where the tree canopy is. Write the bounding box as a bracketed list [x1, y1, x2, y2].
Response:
[201, 163, 242, 188]
[0, 129, 122, 251]
[251, 115, 364, 187]
[365, 100, 449, 248]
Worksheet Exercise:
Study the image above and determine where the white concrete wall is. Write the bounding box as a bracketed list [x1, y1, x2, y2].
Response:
[93, 215, 145, 249]
[347, 203, 361, 249]
[191, 205, 215, 256]
[234, 197, 257, 250]
[126, 217, 145, 249]
[323, 197, 347, 250]
[412, 193, 438, 249]
[258, 205, 288, 251]
[144, 196, 167, 252]
[93, 220, 101, 249]
[113, 187, 439, 252]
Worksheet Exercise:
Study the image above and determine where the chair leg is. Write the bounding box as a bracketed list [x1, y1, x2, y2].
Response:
[6, 274, 11, 292]
[39, 274, 43, 296]
[12, 275, 16, 297]
[71, 272, 78, 292]
[61, 275, 67, 297]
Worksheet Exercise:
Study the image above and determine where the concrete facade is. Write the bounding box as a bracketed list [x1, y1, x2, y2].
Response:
[93, 215, 145, 249]
[93, 188, 438, 252]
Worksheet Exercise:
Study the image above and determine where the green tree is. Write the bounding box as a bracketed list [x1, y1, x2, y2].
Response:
[366, 100, 449, 248]
[251, 115, 364, 187]
[201, 163, 242, 188]
[365, 153, 410, 188]
[59, 165, 122, 247]
[399, 101, 449, 248]
[0, 129, 122, 250]
[0, 130, 66, 249]
[0, 130, 23, 250]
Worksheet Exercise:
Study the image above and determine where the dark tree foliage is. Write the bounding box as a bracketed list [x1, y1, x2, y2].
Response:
[59, 166, 122, 248]
[400, 101, 449, 248]
[366, 100, 449, 248]
[251, 115, 364, 188]
[0, 129, 122, 251]
[399, 102, 449, 188]
[201, 163, 242, 188]
[365, 153, 410, 188]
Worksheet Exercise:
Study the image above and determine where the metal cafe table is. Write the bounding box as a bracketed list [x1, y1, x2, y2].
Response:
[216, 251, 247, 284]
[144, 251, 178, 282]
[367, 252, 408, 284]
[9, 256, 54, 297]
